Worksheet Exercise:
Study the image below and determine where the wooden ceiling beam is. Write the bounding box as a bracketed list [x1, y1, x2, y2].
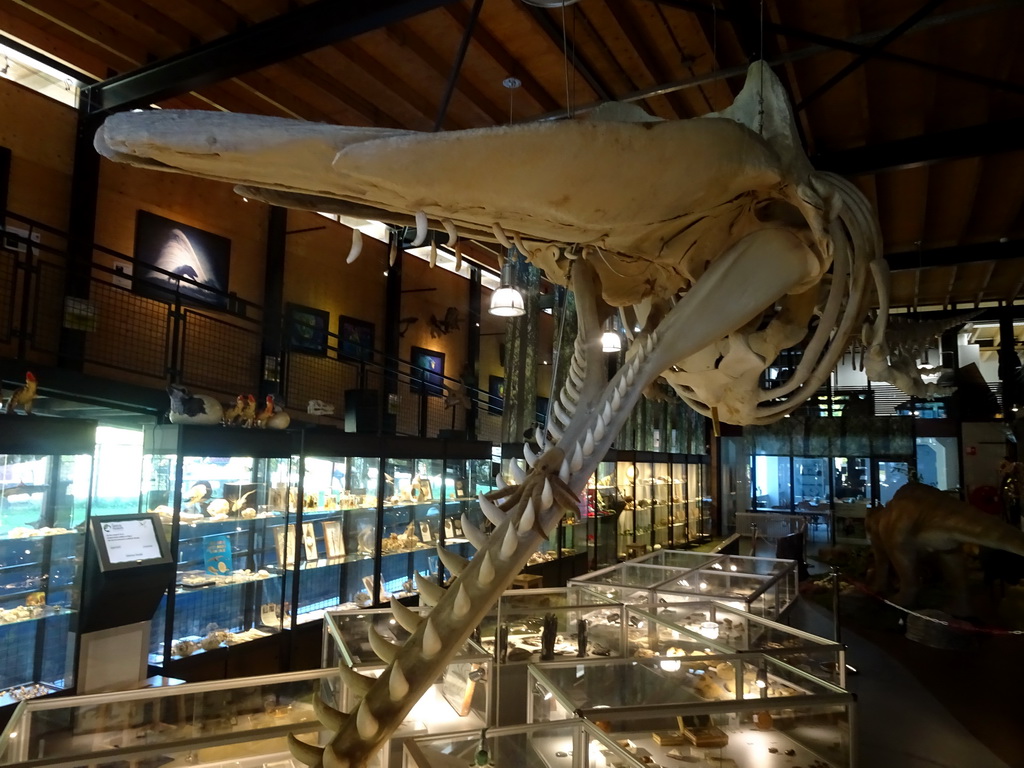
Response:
[82, 0, 456, 114]
[886, 239, 1024, 271]
[444, 2, 560, 114]
[521, 5, 613, 102]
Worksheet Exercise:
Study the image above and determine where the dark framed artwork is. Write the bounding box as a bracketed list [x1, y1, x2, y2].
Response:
[410, 346, 445, 396]
[535, 396, 549, 423]
[488, 376, 505, 415]
[339, 315, 375, 362]
[133, 210, 231, 309]
[287, 303, 330, 355]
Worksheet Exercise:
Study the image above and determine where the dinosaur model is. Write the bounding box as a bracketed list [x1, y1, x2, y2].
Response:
[867, 482, 1024, 616]
[96, 62, 884, 768]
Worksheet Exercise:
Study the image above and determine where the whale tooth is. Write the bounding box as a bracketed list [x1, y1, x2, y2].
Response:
[414, 573, 446, 607]
[512, 231, 532, 259]
[389, 234, 398, 267]
[565, 377, 580, 400]
[492, 223, 513, 250]
[626, 363, 636, 386]
[583, 428, 595, 457]
[617, 376, 629, 397]
[412, 210, 428, 247]
[559, 388, 577, 414]
[429, 239, 438, 268]
[339, 663, 374, 698]
[500, 523, 519, 559]
[388, 663, 409, 701]
[422, 618, 441, 658]
[647, 332, 657, 353]
[453, 583, 471, 618]
[461, 515, 488, 550]
[454, 239, 463, 271]
[324, 744, 351, 768]
[346, 229, 363, 264]
[560, 457, 571, 483]
[612, 388, 622, 411]
[570, 356, 585, 377]
[519, 500, 536, 535]
[511, 461, 526, 484]
[314, 691, 350, 730]
[593, 414, 605, 442]
[436, 544, 470, 577]
[390, 597, 422, 633]
[368, 626, 400, 663]
[552, 399, 571, 427]
[356, 703, 379, 739]
[288, 734, 326, 766]
[442, 218, 458, 244]
[547, 419, 563, 441]
[478, 551, 495, 584]
[534, 426, 548, 451]
[496, 471, 508, 489]
[523, 442, 538, 468]
[571, 444, 583, 472]
[603, 401, 613, 423]
[479, 493, 507, 527]
[542, 478, 554, 509]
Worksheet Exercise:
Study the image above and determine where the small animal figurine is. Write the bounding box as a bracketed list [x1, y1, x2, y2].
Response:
[238, 394, 257, 427]
[256, 394, 291, 429]
[4, 371, 38, 415]
[221, 394, 245, 425]
[167, 384, 223, 425]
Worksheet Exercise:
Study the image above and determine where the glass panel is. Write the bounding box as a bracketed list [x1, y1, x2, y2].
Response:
[753, 455, 791, 511]
[916, 436, 959, 491]
[381, 457, 443, 601]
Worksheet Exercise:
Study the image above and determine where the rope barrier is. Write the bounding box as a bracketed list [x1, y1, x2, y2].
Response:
[816, 571, 1024, 636]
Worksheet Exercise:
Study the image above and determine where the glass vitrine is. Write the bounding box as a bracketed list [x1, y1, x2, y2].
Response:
[583, 460, 619, 569]
[833, 456, 872, 545]
[288, 448, 381, 623]
[441, 455, 495, 583]
[0, 418, 95, 705]
[140, 425, 297, 665]
[529, 657, 855, 768]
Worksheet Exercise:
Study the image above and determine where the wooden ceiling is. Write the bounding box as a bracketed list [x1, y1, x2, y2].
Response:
[2, 0, 1023, 312]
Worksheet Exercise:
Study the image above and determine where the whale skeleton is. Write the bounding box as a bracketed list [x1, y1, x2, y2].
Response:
[95, 62, 887, 768]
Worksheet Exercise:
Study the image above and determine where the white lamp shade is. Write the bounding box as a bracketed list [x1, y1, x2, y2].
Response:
[601, 330, 622, 352]
[490, 286, 526, 317]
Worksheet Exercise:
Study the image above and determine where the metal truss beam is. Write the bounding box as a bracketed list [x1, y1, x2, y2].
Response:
[82, 0, 455, 115]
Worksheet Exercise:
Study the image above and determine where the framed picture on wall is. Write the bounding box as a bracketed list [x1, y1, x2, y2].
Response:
[339, 315, 374, 362]
[286, 303, 330, 355]
[133, 210, 231, 309]
[410, 346, 445, 396]
[488, 376, 505, 415]
[535, 396, 549, 423]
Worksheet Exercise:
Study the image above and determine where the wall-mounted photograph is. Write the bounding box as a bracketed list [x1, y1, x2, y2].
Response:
[133, 210, 231, 309]
[489, 376, 505, 415]
[339, 315, 375, 362]
[287, 303, 330, 355]
[410, 346, 445, 396]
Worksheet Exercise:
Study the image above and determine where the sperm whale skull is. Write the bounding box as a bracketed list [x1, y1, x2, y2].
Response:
[95, 62, 883, 767]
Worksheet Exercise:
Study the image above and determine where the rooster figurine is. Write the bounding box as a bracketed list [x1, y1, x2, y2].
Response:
[5, 372, 38, 415]
[238, 393, 257, 427]
[256, 394, 291, 430]
[222, 394, 245, 426]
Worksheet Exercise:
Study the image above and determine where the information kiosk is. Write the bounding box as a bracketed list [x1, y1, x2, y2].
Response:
[78, 514, 175, 692]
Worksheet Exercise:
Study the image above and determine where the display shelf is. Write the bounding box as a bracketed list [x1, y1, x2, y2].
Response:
[0, 417, 96, 702]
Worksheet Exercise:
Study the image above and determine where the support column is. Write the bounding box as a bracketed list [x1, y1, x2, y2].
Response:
[261, 206, 287, 397]
[501, 249, 541, 444]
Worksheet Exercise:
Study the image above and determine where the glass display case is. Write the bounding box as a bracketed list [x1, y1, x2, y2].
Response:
[404, 720, 645, 768]
[0, 418, 95, 705]
[0, 668, 328, 767]
[322, 606, 491, 739]
[140, 424, 298, 665]
[583, 459, 621, 569]
[638, 601, 846, 687]
[570, 554, 800, 619]
[529, 657, 855, 768]
[289, 441, 381, 623]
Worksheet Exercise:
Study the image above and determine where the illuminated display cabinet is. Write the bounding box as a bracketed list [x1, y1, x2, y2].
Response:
[0, 418, 96, 706]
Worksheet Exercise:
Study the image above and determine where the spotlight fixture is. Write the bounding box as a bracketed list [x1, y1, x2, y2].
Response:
[489, 254, 526, 317]
[601, 316, 622, 352]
